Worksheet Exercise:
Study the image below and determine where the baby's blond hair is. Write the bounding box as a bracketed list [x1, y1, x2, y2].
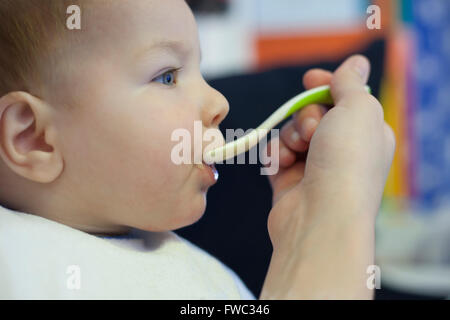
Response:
[0, 0, 87, 98]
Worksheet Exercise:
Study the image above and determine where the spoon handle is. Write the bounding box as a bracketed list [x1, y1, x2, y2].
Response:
[204, 85, 371, 164]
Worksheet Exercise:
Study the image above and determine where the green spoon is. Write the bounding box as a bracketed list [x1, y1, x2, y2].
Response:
[203, 84, 371, 164]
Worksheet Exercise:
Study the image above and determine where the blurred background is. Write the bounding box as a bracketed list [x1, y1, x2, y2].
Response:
[176, 0, 450, 299]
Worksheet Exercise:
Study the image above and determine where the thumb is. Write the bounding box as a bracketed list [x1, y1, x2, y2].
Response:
[330, 55, 371, 106]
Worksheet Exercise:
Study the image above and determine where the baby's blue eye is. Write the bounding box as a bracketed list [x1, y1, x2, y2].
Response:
[153, 70, 177, 86]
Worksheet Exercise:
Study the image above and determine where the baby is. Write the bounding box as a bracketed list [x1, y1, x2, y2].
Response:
[0, 0, 395, 299]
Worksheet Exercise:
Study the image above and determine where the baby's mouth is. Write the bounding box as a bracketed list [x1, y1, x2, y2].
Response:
[195, 161, 214, 170]
[195, 161, 219, 181]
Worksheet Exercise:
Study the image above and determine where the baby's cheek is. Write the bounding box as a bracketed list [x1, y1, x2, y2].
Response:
[138, 141, 187, 188]
[134, 110, 199, 192]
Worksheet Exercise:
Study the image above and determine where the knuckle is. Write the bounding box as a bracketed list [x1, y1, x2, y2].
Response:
[347, 92, 383, 122]
[384, 122, 396, 151]
[367, 94, 385, 120]
[332, 67, 362, 86]
[329, 74, 345, 92]
[353, 90, 372, 102]
[340, 89, 370, 105]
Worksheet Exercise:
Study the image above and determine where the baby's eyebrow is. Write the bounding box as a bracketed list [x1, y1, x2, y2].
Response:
[134, 39, 190, 61]
[134, 39, 202, 63]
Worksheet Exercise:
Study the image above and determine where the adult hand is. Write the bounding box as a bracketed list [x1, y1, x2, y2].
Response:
[260, 55, 396, 299]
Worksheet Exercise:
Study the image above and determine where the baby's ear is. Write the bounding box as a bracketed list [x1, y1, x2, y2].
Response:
[0, 92, 63, 183]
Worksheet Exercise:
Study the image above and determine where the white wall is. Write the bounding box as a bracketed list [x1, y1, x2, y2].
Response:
[196, 0, 368, 78]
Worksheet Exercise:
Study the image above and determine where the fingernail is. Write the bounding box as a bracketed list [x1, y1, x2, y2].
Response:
[301, 118, 319, 141]
[291, 131, 301, 143]
[352, 56, 369, 80]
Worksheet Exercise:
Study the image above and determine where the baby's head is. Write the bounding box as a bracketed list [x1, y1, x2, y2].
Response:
[0, 0, 229, 234]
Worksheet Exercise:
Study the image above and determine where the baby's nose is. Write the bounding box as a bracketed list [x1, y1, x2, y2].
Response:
[201, 85, 229, 128]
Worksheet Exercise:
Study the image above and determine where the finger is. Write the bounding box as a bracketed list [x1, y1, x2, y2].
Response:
[265, 136, 296, 169]
[303, 69, 333, 90]
[271, 161, 306, 204]
[330, 55, 371, 106]
[265, 137, 296, 188]
[292, 104, 328, 142]
[279, 138, 297, 168]
[280, 119, 309, 152]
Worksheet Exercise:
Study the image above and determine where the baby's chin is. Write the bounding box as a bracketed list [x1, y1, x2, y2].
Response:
[173, 192, 207, 230]
[138, 190, 208, 232]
